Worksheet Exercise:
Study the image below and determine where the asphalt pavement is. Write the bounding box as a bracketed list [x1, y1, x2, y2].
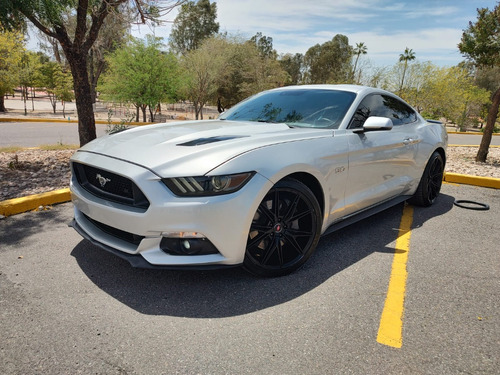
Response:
[0, 121, 109, 147]
[1, 183, 498, 374]
[448, 133, 500, 145]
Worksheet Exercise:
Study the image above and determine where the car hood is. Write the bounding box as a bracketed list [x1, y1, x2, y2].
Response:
[76, 120, 330, 177]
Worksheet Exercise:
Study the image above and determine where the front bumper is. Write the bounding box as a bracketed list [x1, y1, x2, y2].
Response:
[69, 218, 238, 270]
[70, 151, 273, 268]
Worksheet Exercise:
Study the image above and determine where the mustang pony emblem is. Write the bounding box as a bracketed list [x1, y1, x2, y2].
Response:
[96, 173, 111, 188]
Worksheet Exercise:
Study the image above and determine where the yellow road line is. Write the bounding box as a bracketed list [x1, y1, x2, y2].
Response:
[377, 204, 414, 348]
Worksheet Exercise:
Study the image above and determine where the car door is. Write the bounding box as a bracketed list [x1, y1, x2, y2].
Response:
[344, 93, 420, 215]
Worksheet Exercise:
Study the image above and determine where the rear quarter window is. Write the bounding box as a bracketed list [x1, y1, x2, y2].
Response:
[349, 94, 417, 128]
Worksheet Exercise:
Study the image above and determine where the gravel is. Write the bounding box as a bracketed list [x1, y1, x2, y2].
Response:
[1, 146, 499, 201]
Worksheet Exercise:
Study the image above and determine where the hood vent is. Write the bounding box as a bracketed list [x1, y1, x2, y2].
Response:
[178, 135, 247, 146]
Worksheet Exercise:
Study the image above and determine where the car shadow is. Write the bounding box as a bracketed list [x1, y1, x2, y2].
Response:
[71, 193, 455, 318]
[0, 204, 72, 246]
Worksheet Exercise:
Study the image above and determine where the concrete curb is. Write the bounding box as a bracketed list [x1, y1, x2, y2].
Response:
[443, 173, 500, 189]
[0, 188, 70, 217]
[1, 173, 500, 217]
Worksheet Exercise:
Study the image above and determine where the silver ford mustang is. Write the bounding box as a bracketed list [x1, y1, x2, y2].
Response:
[70, 85, 447, 276]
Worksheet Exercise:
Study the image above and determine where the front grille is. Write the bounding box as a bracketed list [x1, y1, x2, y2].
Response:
[83, 213, 145, 246]
[72, 162, 150, 210]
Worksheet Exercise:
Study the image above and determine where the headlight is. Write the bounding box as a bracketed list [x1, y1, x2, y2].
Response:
[162, 172, 255, 196]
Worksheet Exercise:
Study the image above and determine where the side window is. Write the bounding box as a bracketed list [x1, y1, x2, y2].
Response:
[349, 94, 417, 128]
[349, 95, 379, 129]
[381, 95, 417, 125]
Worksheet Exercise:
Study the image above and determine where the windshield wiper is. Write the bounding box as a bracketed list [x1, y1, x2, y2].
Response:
[256, 119, 298, 128]
[256, 119, 278, 123]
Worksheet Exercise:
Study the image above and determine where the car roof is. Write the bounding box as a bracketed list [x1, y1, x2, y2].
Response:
[268, 84, 387, 96]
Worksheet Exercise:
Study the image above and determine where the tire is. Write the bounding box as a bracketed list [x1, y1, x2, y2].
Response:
[243, 178, 322, 277]
[408, 151, 444, 207]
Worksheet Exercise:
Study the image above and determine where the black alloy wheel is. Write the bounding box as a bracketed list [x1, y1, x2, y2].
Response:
[409, 151, 444, 207]
[243, 178, 322, 277]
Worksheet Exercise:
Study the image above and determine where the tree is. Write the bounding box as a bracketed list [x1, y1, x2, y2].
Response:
[459, 3, 500, 162]
[398, 47, 416, 94]
[0, 0, 184, 146]
[351, 42, 367, 83]
[397, 61, 437, 112]
[88, 6, 133, 104]
[249, 32, 277, 59]
[237, 42, 288, 100]
[54, 67, 74, 118]
[169, 0, 219, 55]
[35, 60, 62, 114]
[279, 53, 304, 85]
[423, 66, 489, 129]
[367, 66, 390, 89]
[303, 34, 353, 84]
[184, 36, 287, 115]
[99, 36, 179, 122]
[0, 29, 24, 112]
[19, 51, 42, 115]
[180, 37, 233, 119]
[37, 32, 65, 65]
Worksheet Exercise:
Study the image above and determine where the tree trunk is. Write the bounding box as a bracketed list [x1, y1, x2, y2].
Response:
[0, 95, 6, 112]
[66, 51, 97, 146]
[476, 86, 500, 162]
[194, 101, 201, 120]
[31, 87, 35, 111]
[88, 49, 105, 104]
[148, 106, 155, 122]
[49, 93, 57, 114]
[399, 61, 408, 95]
[23, 87, 27, 115]
[141, 105, 147, 122]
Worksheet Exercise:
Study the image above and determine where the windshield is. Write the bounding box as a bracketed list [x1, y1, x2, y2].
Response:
[219, 89, 356, 129]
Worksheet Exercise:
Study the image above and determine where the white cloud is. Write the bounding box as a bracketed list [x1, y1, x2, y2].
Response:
[269, 27, 464, 66]
[216, 0, 381, 33]
[128, 0, 475, 67]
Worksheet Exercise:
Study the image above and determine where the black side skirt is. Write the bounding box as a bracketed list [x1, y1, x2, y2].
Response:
[322, 195, 410, 236]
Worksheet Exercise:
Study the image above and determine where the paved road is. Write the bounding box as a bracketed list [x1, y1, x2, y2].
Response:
[1, 183, 498, 374]
[448, 133, 500, 145]
[0, 121, 109, 147]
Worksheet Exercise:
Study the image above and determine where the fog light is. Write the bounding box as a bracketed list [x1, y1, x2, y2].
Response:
[160, 236, 219, 256]
[162, 231, 205, 238]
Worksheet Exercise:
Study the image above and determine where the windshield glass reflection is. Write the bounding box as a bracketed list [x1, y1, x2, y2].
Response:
[219, 89, 356, 129]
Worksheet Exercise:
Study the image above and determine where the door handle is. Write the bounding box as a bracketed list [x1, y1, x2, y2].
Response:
[403, 138, 412, 145]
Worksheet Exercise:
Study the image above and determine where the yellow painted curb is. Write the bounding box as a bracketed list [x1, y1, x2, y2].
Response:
[0, 117, 74, 123]
[444, 173, 500, 189]
[0, 188, 71, 217]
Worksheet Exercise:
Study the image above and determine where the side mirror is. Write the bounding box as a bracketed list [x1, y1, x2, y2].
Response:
[353, 116, 393, 133]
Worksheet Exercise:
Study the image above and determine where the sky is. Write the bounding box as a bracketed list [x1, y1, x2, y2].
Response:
[127, 0, 498, 68]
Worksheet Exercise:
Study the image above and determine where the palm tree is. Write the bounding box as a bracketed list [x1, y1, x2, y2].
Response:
[351, 42, 367, 83]
[398, 47, 416, 94]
